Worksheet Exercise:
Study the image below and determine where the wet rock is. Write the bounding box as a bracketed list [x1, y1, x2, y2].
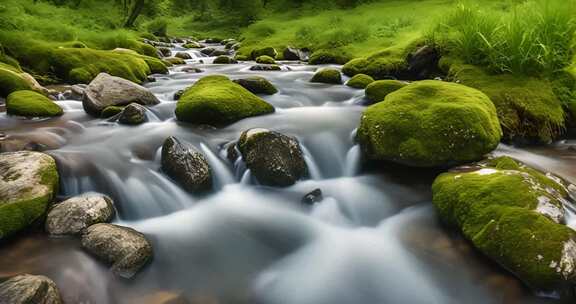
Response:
[173, 90, 185, 100]
[238, 128, 308, 187]
[210, 50, 230, 57]
[0, 274, 63, 304]
[406, 45, 441, 80]
[183, 41, 203, 49]
[0, 151, 59, 240]
[83, 73, 159, 117]
[158, 47, 172, 57]
[233, 76, 278, 95]
[310, 68, 342, 84]
[283, 47, 309, 61]
[251, 47, 277, 59]
[175, 52, 192, 60]
[101, 106, 123, 118]
[161, 136, 212, 193]
[118, 103, 148, 125]
[46, 193, 115, 235]
[302, 188, 323, 205]
[164, 57, 186, 65]
[200, 48, 215, 56]
[0, 135, 42, 152]
[255, 55, 276, 64]
[213, 56, 237, 64]
[226, 142, 239, 162]
[81, 223, 153, 278]
[249, 65, 281, 71]
[182, 67, 203, 73]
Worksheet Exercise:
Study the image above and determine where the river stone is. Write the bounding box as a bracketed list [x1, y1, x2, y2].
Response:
[175, 52, 192, 60]
[233, 77, 278, 95]
[118, 103, 148, 125]
[0, 151, 58, 240]
[46, 193, 115, 235]
[310, 68, 342, 84]
[200, 48, 215, 55]
[161, 136, 212, 193]
[302, 188, 323, 205]
[0, 274, 63, 304]
[433, 156, 576, 293]
[82, 73, 160, 117]
[157, 47, 171, 57]
[283, 47, 309, 61]
[238, 129, 308, 187]
[81, 223, 153, 278]
[213, 56, 237, 64]
[249, 65, 281, 71]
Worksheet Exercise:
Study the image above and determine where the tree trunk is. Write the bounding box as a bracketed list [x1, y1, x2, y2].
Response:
[124, 0, 144, 28]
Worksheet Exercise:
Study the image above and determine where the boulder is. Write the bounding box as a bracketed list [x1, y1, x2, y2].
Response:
[310, 68, 342, 84]
[433, 156, 576, 293]
[255, 55, 276, 64]
[0, 62, 34, 98]
[213, 56, 237, 64]
[200, 48, 215, 56]
[118, 103, 148, 125]
[6, 90, 63, 117]
[346, 74, 374, 89]
[283, 47, 309, 61]
[164, 57, 186, 65]
[82, 73, 160, 117]
[175, 75, 274, 125]
[238, 129, 308, 187]
[46, 193, 115, 235]
[157, 47, 172, 57]
[251, 47, 277, 59]
[365, 80, 408, 104]
[302, 188, 323, 205]
[161, 137, 212, 193]
[249, 65, 281, 71]
[357, 80, 502, 167]
[175, 52, 192, 60]
[81, 223, 153, 278]
[0, 274, 62, 304]
[308, 50, 351, 65]
[0, 151, 59, 240]
[183, 42, 203, 49]
[233, 77, 278, 95]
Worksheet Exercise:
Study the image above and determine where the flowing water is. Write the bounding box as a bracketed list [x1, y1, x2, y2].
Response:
[0, 43, 570, 303]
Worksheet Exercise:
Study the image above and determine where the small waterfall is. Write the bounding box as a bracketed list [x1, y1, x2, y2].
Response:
[200, 143, 236, 188]
[300, 144, 323, 180]
[343, 145, 361, 177]
[241, 169, 252, 185]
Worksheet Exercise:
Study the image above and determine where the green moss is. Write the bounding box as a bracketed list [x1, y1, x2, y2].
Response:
[432, 157, 576, 291]
[6, 90, 63, 117]
[183, 42, 203, 49]
[346, 74, 374, 89]
[234, 76, 278, 95]
[444, 60, 565, 144]
[213, 56, 237, 64]
[309, 49, 351, 65]
[256, 55, 276, 64]
[164, 57, 185, 65]
[357, 80, 502, 167]
[365, 80, 407, 103]
[310, 68, 342, 84]
[251, 47, 277, 59]
[234, 54, 250, 61]
[101, 106, 124, 118]
[175, 75, 275, 126]
[0, 63, 32, 97]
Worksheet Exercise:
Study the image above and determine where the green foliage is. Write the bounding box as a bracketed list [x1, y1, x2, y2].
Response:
[147, 18, 169, 37]
[6, 90, 63, 117]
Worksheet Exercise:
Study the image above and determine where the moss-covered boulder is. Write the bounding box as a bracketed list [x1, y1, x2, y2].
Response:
[118, 103, 148, 125]
[183, 42, 203, 49]
[310, 68, 342, 84]
[164, 57, 186, 65]
[0, 63, 33, 97]
[213, 56, 237, 64]
[256, 55, 276, 64]
[443, 60, 565, 144]
[357, 80, 502, 167]
[365, 80, 408, 104]
[433, 156, 576, 293]
[233, 76, 278, 95]
[0, 151, 59, 240]
[101, 106, 124, 118]
[175, 75, 275, 126]
[251, 47, 278, 60]
[308, 49, 351, 65]
[234, 54, 250, 61]
[346, 74, 374, 89]
[6, 90, 63, 117]
[175, 52, 192, 60]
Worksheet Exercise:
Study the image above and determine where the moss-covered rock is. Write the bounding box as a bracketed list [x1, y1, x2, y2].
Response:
[6, 90, 63, 117]
[101, 106, 124, 118]
[233, 76, 278, 95]
[250, 65, 281, 71]
[164, 57, 186, 65]
[0, 63, 33, 97]
[346, 74, 374, 89]
[443, 60, 565, 144]
[175, 75, 275, 126]
[343, 56, 406, 80]
[0, 151, 59, 240]
[256, 55, 276, 64]
[365, 80, 408, 104]
[183, 42, 203, 49]
[433, 156, 576, 293]
[308, 49, 351, 65]
[234, 54, 250, 61]
[213, 56, 237, 64]
[251, 47, 278, 60]
[310, 68, 342, 84]
[357, 80, 502, 167]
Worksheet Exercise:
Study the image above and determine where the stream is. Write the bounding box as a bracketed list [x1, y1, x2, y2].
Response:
[0, 43, 572, 304]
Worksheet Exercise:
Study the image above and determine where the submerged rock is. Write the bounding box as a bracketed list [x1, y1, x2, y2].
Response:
[310, 68, 342, 84]
[175, 75, 274, 126]
[118, 103, 148, 125]
[6, 90, 63, 117]
[46, 193, 115, 235]
[233, 76, 278, 95]
[433, 156, 576, 293]
[0, 151, 59, 240]
[302, 188, 323, 205]
[83, 73, 159, 117]
[357, 80, 502, 167]
[238, 128, 308, 187]
[161, 136, 212, 193]
[249, 65, 281, 71]
[365, 80, 408, 104]
[81, 223, 153, 278]
[0, 274, 63, 304]
[346, 74, 374, 89]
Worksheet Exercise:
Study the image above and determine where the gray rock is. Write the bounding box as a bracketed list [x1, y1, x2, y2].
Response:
[175, 52, 192, 60]
[82, 73, 159, 117]
[81, 223, 153, 278]
[118, 103, 148, 125]
[0, 274, 62, 304]
[238, 129, 308, 187]
[46, 193, 115, 235]
[161, 137, 212, 193]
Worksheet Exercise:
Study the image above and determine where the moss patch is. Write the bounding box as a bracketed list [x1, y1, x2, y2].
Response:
[309, 49, 351, 65]
[0, 63, 32, 97]
[310, 68, 342, 84]
[365, 80, 407, 103]
[7, 90, 63, 117]
[175, 75, 275, 126]
[101, 106, 124, 118]
[213, 56, 237, 64]
[346, 74, 374, 89]
[233, 76, 278, 95]
[251, 47, 277, 59]
[256, 55, 276, 64]
[357, 80, 502, 167]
